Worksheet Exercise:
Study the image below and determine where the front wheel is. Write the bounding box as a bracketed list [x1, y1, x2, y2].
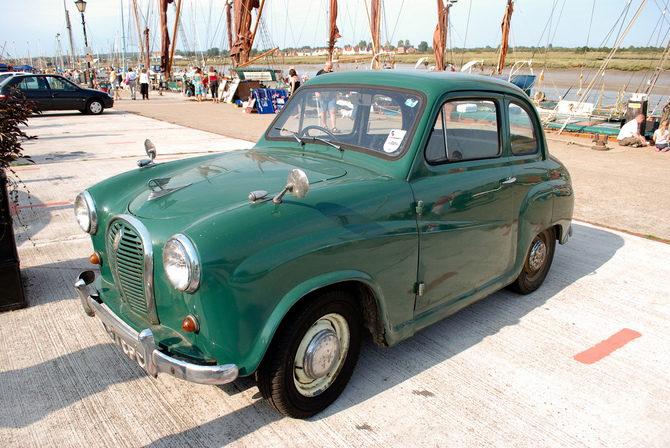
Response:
[256, 289, 362, 419]
[508, 227, 556, 294]
[86, 99, 104, 115]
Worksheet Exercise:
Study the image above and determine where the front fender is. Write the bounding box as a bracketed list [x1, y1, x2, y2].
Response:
[242, 270, 390, 375]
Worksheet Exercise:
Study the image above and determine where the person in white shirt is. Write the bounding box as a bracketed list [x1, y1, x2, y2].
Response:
[653, 120, 669, 152]
[617, 113, 648, 147]
[126, 68, 138, 100]
[139, 68, 150, 100]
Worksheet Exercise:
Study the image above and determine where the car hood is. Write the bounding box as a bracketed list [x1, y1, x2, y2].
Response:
[128, 149, 347, 219]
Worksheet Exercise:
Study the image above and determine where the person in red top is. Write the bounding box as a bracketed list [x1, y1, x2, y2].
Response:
[208, 67, 220, 103]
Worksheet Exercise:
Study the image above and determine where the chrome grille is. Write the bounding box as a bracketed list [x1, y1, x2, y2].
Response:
[106, 216, 158, 323]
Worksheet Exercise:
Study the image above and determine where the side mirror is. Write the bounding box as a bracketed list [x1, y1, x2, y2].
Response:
[273, 169, 309, 204]
[138, 139, 157, 167]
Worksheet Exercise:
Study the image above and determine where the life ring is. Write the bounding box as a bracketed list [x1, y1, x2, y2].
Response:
[534, 91, 545, 103]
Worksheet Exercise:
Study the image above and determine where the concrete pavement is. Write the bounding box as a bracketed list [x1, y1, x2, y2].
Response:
[0, 107, 668, 447]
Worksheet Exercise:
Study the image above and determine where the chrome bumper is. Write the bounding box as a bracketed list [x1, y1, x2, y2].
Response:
[75, 271, 238, 385]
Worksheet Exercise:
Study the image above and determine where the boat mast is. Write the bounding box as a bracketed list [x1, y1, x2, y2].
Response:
[365, 0, 381, 69]
[132, 0, 146, 66]
[63, 0, 76, 68]
[433, 0, 450, 71]
[121, 0, 127, 71]
[167, 0, 182, 77]
[249, 0, 267, 53]
[497, 0, 513, 75]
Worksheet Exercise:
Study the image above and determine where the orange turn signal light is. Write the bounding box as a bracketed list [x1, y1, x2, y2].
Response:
[89, 253, 101, 265]
[182, 314, 199, 333]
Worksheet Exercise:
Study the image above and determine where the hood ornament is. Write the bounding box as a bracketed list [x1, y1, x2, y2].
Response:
[147, 177, 192, 201]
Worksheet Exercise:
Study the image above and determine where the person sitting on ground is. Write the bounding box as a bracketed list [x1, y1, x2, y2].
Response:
[617, 113, 649, 147]
[653, 119, 669, 152]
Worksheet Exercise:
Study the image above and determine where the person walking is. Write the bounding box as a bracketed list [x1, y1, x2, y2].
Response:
[126, 68, 138, 100]
[139, 68, 150, 100]
[109, 67, 122, 101]
[208, 67, 219, 103]
[315, 61, 338, 132]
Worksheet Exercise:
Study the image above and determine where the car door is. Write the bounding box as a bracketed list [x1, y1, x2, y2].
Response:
[9, 75, 52, 110]
[46, 76, 84, 110]
[410, 95, 515, 314]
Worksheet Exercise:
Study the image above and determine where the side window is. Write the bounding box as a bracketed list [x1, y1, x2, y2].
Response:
[19, 76, 47, 90]
[426, 99, 500, 163]
[509, 102, 538, 155]
[48, 76, 77, 91]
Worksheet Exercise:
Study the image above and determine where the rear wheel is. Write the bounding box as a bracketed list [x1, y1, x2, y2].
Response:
[86, 99, 104, 115]
[508, 227, 556, 294]
[257, 289, 362, 419]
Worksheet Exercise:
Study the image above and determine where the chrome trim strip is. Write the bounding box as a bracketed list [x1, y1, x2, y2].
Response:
[76, 273, 238, 385]
[106, 214, 159, 324]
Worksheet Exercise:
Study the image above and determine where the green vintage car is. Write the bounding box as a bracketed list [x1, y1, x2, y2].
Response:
[74, 71, 573, 418]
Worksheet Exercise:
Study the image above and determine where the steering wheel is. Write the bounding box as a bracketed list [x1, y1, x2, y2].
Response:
[300, 125, 336, 139]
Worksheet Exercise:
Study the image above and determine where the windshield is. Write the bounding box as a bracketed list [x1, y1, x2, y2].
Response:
[267, 86, 423, 159]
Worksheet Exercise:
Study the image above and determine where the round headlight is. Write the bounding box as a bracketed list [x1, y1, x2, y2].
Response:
[163, 234, 200, 293]
[74, 191, 97, 234]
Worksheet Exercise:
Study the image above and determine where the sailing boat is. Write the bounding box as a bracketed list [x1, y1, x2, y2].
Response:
[491, 0, 535, 91]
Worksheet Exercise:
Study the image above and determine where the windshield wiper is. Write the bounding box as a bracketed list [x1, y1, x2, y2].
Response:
[308, 136, 343, 153]
[274, 127, 305, 146]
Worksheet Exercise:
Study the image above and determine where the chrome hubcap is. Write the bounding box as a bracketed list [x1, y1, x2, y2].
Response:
[90, 102, 102, 113]
[528, 239, 547, 272]
[294, 313, 350, 397]
[303, 329, 339, 379]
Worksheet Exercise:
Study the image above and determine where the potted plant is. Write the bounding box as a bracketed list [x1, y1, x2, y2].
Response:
[0, 91, 37, 311]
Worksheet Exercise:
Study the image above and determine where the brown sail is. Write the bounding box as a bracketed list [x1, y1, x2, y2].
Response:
[159, 0, 173, 75]
[497, 0, 514, 74]
[231, 0, 260, 66]
[433, 0, 447, 71]
[328, 0, 341, 62]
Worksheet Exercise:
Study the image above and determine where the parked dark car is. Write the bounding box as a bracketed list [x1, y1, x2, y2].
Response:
[0, 73, 113, 114]
[75, 71, 573, 418]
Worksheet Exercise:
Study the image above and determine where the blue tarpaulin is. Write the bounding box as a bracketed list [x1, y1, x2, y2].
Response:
[12, 65, 37, 72]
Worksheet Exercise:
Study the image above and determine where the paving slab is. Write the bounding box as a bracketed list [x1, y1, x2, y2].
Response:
[1, 109, 669, 448]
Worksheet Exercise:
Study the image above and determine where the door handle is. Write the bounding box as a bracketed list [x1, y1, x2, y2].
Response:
[502, 177, 516, 184]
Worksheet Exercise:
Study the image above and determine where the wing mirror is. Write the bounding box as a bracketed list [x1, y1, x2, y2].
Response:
[138, 139, 157, 167]
[273, 169, 309, 204]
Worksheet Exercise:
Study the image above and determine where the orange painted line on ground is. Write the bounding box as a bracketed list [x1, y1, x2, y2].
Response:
[12, 167, 40, 171]
[16, 201, 71, 211]
[573, 329, 641, 365]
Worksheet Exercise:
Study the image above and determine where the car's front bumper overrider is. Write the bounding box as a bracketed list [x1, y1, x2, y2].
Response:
[75, 271, 238, 385]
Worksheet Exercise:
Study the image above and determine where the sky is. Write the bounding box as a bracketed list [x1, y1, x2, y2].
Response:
[1, 0, 668, 62]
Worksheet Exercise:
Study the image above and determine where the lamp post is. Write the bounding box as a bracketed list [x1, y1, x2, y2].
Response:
[74, 0, 92, 86]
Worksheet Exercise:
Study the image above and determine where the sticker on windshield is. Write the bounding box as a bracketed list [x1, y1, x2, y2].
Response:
[383, 130, 407, 153]
[405, 98, 418, 108]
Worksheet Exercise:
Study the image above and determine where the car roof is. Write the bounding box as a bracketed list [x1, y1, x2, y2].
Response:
[304, 70, 526, 97]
